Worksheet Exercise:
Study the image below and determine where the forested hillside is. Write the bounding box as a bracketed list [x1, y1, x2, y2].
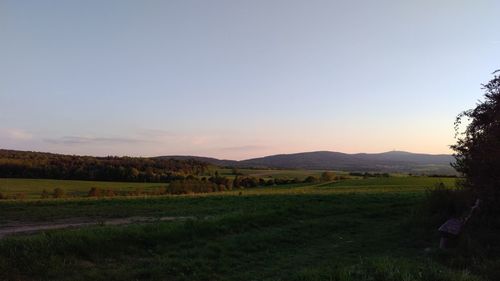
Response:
[0, 149, 211, 182]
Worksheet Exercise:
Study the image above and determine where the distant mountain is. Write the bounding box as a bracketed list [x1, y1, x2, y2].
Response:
[0, 149, 455, 178]
[160, 151, 456, 175]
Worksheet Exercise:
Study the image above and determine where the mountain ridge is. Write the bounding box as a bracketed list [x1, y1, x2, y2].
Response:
[158, 150, 456, 175]
[0, 149, 455, 174]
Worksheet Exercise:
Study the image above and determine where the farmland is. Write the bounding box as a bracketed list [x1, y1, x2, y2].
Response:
[1, 175, 494, 281]
[0, 178, 167, 199]
[216, 168, 345, 180]
[0, 176, 455, 222]
[0, 169, 347, 199]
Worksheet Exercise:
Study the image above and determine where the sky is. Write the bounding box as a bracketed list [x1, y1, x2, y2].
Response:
[1, 0, 499, 160]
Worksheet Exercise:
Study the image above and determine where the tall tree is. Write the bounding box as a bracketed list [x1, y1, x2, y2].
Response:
[452, 70, 500, 211]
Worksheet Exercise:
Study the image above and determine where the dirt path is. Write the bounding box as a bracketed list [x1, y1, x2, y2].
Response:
[0, 216, 194, 239]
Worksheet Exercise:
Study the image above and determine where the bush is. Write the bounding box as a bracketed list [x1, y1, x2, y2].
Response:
[259, 178, 266, 186]
[320, 171, 335, 182]
[233, 176, 259, 188]
[105, 189, 116, 197]
[231, 168, 243, 175]
[52, 188, 65, 198]
[166, 179, 218, 194]
[40, 189, 50, 199]
[303, 176, 318, 183]
[420, 182, 500, 277]
[88, 187, 101, 197]
[13, 193, 27, 200]
[208, 175, 233, 190]
[424, 182, 471, 219]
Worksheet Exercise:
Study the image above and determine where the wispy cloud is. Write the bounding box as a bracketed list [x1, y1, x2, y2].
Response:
[43, 136, 146, 145]
[139, 129, 176, 138]
[1, 128, 33, 141]
[218, 145, 269, 152]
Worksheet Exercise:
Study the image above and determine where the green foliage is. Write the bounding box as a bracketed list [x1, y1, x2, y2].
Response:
[233, 176, 261, 188]
[208, 174, 233, 190]
[231, 168, 242, 175]
[320, 171, 336, 182]
[86, 187, 117, 198]
[52, 188, 65, 198]
[304, 176, 318, 183]
[0, 149, 210, 182]
[166, 179, 219, 194]
[440, 71, 500, 267]
[40, 189, 50, 199]
[452, 71, 500, 210]
[87, 187, 101, 197]
[424, 183, 471, 219]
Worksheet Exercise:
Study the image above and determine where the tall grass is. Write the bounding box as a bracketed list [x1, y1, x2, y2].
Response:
[416, 182, 500, 281]
[292, 257, 483, 281]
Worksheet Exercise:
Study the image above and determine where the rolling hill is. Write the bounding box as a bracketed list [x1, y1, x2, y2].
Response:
[160, 151, 456, 175]
[0, 149, 456, 176]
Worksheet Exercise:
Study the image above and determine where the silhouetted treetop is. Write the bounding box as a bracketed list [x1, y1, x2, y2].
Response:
[452, 70, 500, 210]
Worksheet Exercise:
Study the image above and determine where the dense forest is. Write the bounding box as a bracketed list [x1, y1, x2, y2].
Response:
[0, 149, 211, 182]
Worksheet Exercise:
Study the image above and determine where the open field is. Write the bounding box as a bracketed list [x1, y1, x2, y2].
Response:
[0, 170, 411, 199]
[0, 176, 494, 281]
[0, 178, 167, 199]
[0, 169, 338, 199]
[216, 168, 346, 180]
[0, 176, 456, 225]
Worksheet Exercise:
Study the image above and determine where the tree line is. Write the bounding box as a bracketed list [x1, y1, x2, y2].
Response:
[0, 149, 210, 182]
[0, 171, 345, 200]
[163, 171, 341, 195]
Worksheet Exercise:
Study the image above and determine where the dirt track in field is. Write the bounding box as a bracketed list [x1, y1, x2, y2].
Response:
[0, 216, 194, 239]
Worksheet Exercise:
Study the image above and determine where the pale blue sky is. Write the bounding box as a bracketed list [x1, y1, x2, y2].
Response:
[1, 0, 499, 159]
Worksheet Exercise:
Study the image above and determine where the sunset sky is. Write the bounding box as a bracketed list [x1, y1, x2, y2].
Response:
[1, 0, 499, 160]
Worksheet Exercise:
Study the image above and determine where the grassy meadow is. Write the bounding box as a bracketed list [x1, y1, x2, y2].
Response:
[0, 169, 335, 199]
[216, 168, 344, 180]
[0, 178, 167, 199]
[0, 175, 495, 281]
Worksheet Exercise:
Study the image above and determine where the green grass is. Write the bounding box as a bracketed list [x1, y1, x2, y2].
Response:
[323, 176, 457, 191]
[0, 176, 492, 280]
[0, 170, 331, 199]
[0, 174, 444, 200]
[0, 178, 166, 199]
[0, 176, 455, 223]
[216, 168, 348, 180]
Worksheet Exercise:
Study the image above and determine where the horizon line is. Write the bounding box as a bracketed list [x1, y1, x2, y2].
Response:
[0, 147, 454, 161]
